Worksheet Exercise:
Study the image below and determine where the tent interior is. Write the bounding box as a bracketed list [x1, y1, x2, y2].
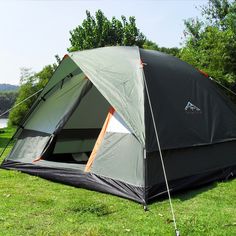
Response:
[43, 84, 111, 167]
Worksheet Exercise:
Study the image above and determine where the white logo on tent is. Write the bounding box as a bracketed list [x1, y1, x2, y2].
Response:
[185, 102, 201, 113]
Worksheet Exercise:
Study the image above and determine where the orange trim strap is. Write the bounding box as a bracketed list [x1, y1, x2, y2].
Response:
[62, 54, 69, 60]
[85, 107, 115, 172]
[32, 156, 42, 163]
[198, 69, 209, 78]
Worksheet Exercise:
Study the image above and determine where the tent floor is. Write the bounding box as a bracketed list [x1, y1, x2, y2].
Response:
[1, 160, 235, 204]
[1, 159, 145, 203]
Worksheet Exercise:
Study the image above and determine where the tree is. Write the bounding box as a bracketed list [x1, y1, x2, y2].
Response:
[143, 40, 180, 57]
[180, 0, 236, 85]
[158, 47, 180, 57]
[68, 10, 146, 52]
[0, 91, 18, 117]
[36, 65, 56, 88]
[8, 10, 181, 127]
[9, 65, 56, 126]
[143, 40, 159, 51]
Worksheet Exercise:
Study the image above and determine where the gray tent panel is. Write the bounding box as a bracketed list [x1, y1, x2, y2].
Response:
[40, 55, 80, 97]
[91, 132, 144, 187]
[25, 73, 88, 134]
[54, 85, 110, 154]
[6, 133, 50, 163]
[64, 85, 110, 129]
[70, 46, 145, 146]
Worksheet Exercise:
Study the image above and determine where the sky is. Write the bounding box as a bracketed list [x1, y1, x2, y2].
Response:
[0, 0, 206, 85]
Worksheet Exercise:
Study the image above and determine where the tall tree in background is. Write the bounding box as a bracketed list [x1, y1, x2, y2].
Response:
[8, 10, 180, 127]
[9, 65, 56, 126]
[180, 0, 236, 85]
[143, 40, 180, 57]
[8, 11, 148, 127]
[69, 10, 180, 56]
[0, 91, 18, 117]
[68, 10, 146, 52]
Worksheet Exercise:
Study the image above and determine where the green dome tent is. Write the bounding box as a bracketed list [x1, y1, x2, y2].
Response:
[1, 46, 236, 205]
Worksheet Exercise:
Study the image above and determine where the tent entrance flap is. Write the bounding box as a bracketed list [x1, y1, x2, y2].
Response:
[40, 85, 111, 166]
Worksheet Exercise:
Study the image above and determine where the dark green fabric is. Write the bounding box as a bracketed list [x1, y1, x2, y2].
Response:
[140, 49, 236, 152]
[146, 140, 236, 186]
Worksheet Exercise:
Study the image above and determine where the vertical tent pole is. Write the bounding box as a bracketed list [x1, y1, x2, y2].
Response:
[143, 148, 148, 210]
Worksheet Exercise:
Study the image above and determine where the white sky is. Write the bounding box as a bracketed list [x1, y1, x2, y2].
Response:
[0, 0, 206, 85]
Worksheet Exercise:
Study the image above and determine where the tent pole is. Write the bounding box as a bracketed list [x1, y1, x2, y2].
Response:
[141, 64, 180, 236]
[143, 148, 148, 211]
[209, 77, 236, 96]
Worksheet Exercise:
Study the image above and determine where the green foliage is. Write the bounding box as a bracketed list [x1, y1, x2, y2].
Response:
[68, 10, 146, 52]
[143, 40, 159, 50]
[0, 91, 18, 117]
[180, 0, 236, 85]
[0, 127, 16, 150]
[8, 65, 56, 126]
[0, 129, 236, 235]
[8, 10, 180, 128]
[8, 80, 38, 126]
[69, 10, 180, 57]
[200, 0, 231, 29]
[143, 40, 180, 57]
[159, 47, 180, 57]
[36, 65, 57, 88]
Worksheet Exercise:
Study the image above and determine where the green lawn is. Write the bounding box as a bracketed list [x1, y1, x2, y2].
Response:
[0, 127, 235, 236]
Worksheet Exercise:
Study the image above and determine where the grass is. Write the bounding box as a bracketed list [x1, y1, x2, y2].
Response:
[0, 127, 236, 236]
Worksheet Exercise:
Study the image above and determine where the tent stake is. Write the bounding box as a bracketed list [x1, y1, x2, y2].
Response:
[143, 204, 148, 211]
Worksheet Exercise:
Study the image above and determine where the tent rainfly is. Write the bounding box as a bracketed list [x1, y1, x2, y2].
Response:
[1, 46, 236, 205]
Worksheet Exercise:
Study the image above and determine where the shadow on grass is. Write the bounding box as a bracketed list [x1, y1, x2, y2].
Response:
[174, 182, 218, 201]
[68, 203, 113, 217]
[148, 182, 218, 205]
[173, 176, 235, 202]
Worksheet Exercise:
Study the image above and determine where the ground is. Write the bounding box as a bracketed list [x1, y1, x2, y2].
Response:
[0, 127, 235, 236]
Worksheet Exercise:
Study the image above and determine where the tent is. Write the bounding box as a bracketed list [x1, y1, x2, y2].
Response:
[1, 46, 236, 205]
